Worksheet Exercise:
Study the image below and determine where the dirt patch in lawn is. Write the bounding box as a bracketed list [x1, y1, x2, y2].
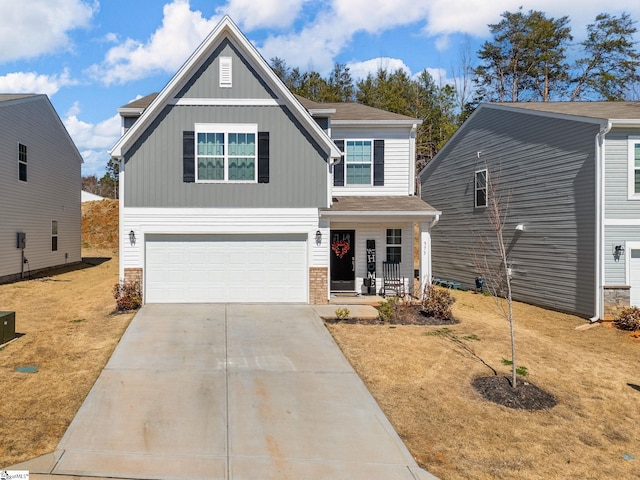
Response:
[327, 291, 640, 480]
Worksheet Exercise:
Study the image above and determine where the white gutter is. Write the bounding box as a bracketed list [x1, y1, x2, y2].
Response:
[430, 213, 440, 229]
[592, 121, 612, 322]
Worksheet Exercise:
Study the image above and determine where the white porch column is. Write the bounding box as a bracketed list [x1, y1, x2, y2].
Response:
[419, 222, 432, 297]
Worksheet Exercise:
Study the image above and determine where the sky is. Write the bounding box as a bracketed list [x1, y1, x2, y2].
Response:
[1, 0, 640, 178]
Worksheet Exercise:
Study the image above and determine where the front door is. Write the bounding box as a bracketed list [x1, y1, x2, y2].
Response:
[330, 230, 355, 291]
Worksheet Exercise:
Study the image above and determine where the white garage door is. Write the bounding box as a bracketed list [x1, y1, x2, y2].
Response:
[145, 234, 308, 303]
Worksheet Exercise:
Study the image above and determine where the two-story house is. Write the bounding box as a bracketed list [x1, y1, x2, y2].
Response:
[110, 16, 439, 304]
[419, 102, 640, 320]
[0, 94, 82, 283]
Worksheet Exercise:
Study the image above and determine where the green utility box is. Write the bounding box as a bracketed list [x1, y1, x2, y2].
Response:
[0, 311, 16, 345]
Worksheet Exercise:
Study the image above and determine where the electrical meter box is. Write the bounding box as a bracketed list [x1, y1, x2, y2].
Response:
[16, 232, 26, 249]
[0, 311, 15, 345]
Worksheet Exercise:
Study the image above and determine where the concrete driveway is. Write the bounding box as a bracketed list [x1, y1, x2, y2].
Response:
[14, 304, 437, 480]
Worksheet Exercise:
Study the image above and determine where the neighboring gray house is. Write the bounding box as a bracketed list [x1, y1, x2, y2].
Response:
[0, 94, 83, 283]
[110, 16, 439, 304]
[419, 102, 640, 320]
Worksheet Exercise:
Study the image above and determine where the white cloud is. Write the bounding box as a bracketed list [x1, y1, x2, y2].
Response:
[88, 0, 221, 85]
[0, 0, 96, 63]
[63, 103, 121, 176]
[218, 0, 310, 30]
[347, 58, 412, 80]
[0, 69, 77, 96]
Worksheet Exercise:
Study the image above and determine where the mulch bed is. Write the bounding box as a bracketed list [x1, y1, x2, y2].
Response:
[472, 376, 558, 410]
[325, 303, 460, 326]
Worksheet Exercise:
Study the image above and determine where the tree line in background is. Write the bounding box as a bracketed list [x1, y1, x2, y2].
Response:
[86, 9, 640, 186]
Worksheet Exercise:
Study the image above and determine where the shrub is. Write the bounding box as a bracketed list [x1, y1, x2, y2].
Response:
[378, 297, 398, 322]
[113, 280, 142, 311]
[614, 306, 640, 331]
[335, 307, 350, 321]
[422, 284, 455, 320]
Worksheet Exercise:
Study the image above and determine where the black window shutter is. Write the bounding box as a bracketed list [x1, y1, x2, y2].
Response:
[183, 131, 195, 183]
[373, 139, 384, 186]
[258, 131, 269, 183]
[333, 139, 344, 186]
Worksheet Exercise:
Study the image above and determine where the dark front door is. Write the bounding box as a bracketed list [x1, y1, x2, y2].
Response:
[330, 230, 355, 291]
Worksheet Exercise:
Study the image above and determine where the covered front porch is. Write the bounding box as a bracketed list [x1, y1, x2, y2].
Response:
[319, 196, 441, 301]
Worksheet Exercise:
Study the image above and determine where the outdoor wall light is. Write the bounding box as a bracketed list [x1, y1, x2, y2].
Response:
[315, 230, 322, 245]
[129, 229, 136, 246]
[515, 224, 525, 232]
[614, 245, 625, 256]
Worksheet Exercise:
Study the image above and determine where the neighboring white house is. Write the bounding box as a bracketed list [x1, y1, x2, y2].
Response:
[82, 191, 105, 202]
[420, 101, 640, 320]
[0, 94, 83, 283]
[110, 16, 439, 304]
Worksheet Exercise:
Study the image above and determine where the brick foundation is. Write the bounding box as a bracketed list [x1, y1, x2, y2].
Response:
[124, 267, 143, 286]
[309, 267, 328, 304]
[603, 285, 630, 320]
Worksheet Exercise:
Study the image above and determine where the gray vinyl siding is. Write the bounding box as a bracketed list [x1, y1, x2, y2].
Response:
[604, 225, 640, 285]
[0, 96, 82, 280]
[604, 128, 640, 218]
[175, 40, 274, 100]
[124, 104, 329, 207]
[420, 106, 600, 317]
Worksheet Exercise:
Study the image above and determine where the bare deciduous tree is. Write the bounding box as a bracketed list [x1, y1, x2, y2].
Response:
[473, 167, 519, 388]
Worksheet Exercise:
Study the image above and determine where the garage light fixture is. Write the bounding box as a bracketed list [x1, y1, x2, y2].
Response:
[129, 230, 136, 246]
[315, 230, 322, 245]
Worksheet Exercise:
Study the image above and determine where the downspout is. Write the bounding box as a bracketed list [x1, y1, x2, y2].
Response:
[591, 121, 612, 322]
[410, 123, 417, 195]
[117, 157, 125, 283]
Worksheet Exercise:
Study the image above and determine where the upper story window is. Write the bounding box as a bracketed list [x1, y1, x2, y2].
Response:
[346, 140, 372, 185]
[629, 136, 640, 199]
[219, 56, 232, 88]
[386, 228, 402, 262]
[18, 143, 27, 182]
[475, 169, 487, 208]
[195, 124, 257, 182]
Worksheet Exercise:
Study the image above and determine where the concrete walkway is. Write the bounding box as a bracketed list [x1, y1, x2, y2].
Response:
[12, 304, 437, 480]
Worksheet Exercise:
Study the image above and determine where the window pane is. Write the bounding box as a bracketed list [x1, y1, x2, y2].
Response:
[346, 164, 371, 184]
[19, 163, 27, 182]
[635, 144, 640, 166]
[386, 229, 401, 244]
[229, 157, 255, 180]
[51, 221, 58, 235]
[635, 170, 640, 194]
[386, 246, 401, 262]
[52, 236, 58, 252]
[199, 158, 224, 180]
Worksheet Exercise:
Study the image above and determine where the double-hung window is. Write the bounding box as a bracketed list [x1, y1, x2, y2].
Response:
[195, 124, 257, 182]
[629, 136, 640, 199]
[386, 228, 402, 262]
[51, 220, 58, 252]
[18, 143, 27, 182]
[346, 140, 372, 185]
[475, 169, 487, 208]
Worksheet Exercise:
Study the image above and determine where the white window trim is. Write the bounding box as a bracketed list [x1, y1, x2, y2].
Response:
[386, 228, 402, 262]
[627, 136, 640, 200]
[219, 56, 232, 88]
[475, 169, 488, 208]
[194, 123, 258, 183]
[344, 139, 373, 186]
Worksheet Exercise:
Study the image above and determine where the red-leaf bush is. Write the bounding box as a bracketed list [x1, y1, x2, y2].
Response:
[614, 306, 640, 331]
[422, 284, 455, 320]
[113, 280, 142, 311]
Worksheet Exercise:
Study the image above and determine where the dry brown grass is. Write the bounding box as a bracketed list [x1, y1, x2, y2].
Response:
[0, 200, 132, 468]
[328, 291, 640, 480]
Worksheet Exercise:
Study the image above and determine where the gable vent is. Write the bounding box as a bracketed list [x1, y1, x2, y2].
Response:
[219, 56, 232, 88]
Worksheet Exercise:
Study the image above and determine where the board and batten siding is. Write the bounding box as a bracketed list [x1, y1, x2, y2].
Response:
[331, 127, 412, 196]
[123, 104, 329, 208]
[0, 97, 81, 279]
[420, 106, 600, 317]
[175, 40, 275, 101]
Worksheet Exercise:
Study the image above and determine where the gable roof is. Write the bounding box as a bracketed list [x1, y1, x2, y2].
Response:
[110, 16, 340, 159]
[487, 101, 640, 125]
[0, 93, 83, 164]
